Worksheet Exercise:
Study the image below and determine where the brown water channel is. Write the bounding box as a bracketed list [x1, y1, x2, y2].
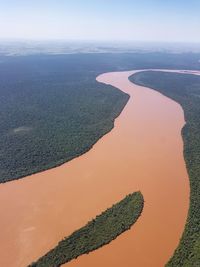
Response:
[0, 70, 196, 267]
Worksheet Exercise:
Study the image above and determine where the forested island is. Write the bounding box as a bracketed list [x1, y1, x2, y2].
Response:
[131, 71, 200, 266]
[29, 191, 144, 267]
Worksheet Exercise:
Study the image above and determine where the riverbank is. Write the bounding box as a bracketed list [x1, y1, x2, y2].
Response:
[131, 70, 200, 266]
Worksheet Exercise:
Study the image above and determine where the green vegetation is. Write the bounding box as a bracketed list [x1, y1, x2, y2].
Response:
[130, 71, 200, 267]
[0, 57, 129, 182]
[1, 52, 200, 182]
[29, 191, 144, 267]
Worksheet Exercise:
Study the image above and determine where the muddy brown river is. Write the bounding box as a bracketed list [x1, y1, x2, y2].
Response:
[0, 70, 198, 267]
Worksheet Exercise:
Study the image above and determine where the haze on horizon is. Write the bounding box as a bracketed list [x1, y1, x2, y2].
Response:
[0, 0, 200, 44]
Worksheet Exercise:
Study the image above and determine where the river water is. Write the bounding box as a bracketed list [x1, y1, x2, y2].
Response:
[0, 70, 194, 266]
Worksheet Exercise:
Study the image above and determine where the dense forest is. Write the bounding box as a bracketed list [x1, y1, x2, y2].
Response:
[29, 192, 143, 267]
[0, 56, 130, 182]
[130, 71, 200, 266]
[0, 53, 200, 182]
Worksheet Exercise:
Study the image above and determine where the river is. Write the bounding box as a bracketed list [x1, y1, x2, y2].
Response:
[0, 70, 197, 266]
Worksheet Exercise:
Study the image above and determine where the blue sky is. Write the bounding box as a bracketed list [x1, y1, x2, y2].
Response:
[0, 0, 200, 42]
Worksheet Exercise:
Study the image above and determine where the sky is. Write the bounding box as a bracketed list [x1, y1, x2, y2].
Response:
[0, 0, 200, 43]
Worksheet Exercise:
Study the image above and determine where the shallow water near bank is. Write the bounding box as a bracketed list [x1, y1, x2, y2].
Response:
[0, 70, 196, 266]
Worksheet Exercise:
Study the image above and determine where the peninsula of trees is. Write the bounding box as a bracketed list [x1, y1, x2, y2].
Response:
[29, 191, 144, 267]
